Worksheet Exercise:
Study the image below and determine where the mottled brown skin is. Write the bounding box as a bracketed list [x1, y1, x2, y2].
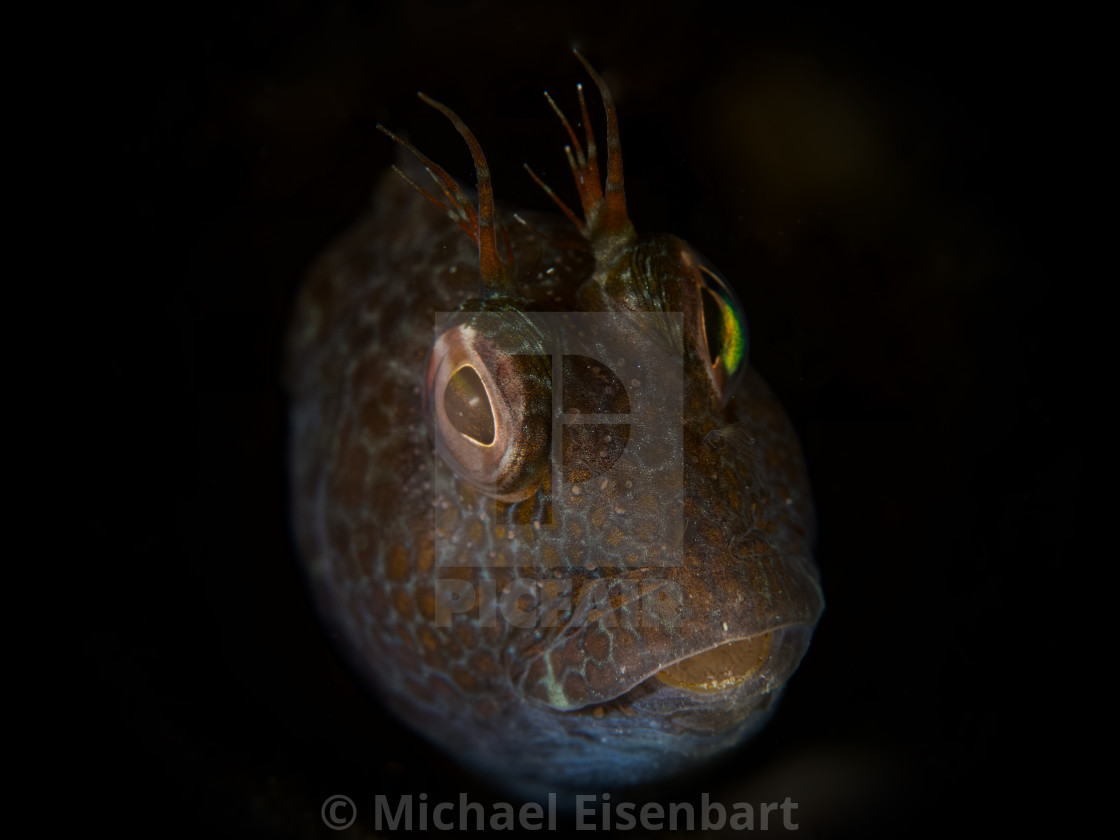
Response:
[287, 86, 823, 794]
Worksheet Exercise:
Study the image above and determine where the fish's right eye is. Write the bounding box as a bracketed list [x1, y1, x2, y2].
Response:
[425, 310, 553, 503]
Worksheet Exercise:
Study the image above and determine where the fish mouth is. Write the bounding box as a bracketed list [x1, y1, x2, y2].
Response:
[516, 568, 822, 712]
[651, 633, 773, 694]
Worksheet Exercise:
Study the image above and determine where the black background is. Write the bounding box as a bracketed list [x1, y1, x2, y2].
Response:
[88, 1, 1081, 836]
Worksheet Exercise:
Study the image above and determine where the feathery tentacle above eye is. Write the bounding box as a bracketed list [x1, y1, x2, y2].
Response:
[524, 49, 636, 258]
[377, 94, 514, 299]
[572, 49, 629, 239]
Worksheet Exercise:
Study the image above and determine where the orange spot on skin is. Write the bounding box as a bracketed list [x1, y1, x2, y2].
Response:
[741, 536, 767, 556]
[417, 536, 434, 574]
[393, 588, 413, 619]
[469, 652, 499, 675]
[611, 629, 637, 657]
[452, 667, 478, 692]
[583, 629, 610, 660]
[551, 637, 584, 671]
[418, 588, 436, 622]
[386, 546, 409, 581]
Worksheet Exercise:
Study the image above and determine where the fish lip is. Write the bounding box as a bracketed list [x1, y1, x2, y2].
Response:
[641, 623, 810, 696]
[544, 623, 816, 713]
[515, 553, 823, 712]
[654, 630, 775, 675]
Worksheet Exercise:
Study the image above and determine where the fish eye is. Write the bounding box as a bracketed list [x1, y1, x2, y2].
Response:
[696, 262, 749, 403]
[425, 311, 552, 503]
[443, 365, 496, 445]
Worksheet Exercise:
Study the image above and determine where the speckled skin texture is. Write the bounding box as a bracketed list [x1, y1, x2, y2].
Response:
[287, 110, 823, 793]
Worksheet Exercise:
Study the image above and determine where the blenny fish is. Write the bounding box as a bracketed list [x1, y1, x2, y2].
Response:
[287, 53, 823, 795]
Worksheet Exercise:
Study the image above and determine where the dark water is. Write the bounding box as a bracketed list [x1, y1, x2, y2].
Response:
[87, 1, 1080, 836]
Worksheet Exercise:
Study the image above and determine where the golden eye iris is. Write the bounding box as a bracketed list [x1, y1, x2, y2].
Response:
[698, 263, 749, 401]
[718, 294, 746, 376]
[701, 286, 746, 377]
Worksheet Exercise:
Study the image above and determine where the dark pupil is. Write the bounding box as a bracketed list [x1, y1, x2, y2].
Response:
[444, 366, 495, 445]
[701, 287, 725, 366]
